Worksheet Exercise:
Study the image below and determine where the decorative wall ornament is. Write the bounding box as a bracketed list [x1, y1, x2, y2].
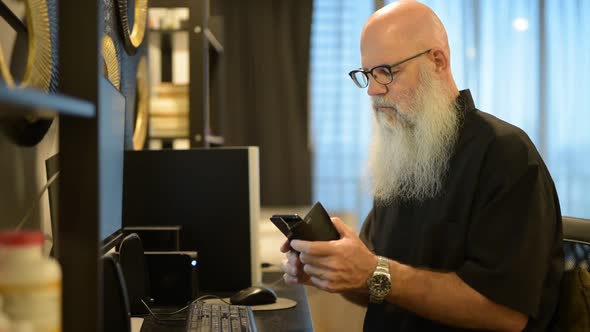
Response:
[116, 0, 147, 55]
[132, 56, 149, 149]
[0, 0, 55, 91]
[102, 35, 121, 90]
[0, 0, 59, 147]
[0, 49, 14, 87]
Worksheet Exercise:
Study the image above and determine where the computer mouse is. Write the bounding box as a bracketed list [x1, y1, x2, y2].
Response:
[229, 286, 278, 306]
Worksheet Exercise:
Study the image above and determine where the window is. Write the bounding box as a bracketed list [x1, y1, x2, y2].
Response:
[310, 0, 374, 226]
[311, 0, 590, 223]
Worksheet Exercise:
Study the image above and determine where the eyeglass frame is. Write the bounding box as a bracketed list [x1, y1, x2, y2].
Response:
[348, 49, 432, 88]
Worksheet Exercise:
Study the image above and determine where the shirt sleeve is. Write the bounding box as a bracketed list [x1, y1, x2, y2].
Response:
[456, 131, 561, 318]
[359, 205, 376, 253]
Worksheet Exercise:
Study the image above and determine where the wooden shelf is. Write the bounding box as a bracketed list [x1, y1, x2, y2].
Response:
[0, 85, 95, 119]
[149, 0, 190, 8]
[150, 134, 189, 139]
[149, 27, 188, 33]
[206, 134, 224, 146]
[148, 27, 223, 54]
[148, 0, 225, 148]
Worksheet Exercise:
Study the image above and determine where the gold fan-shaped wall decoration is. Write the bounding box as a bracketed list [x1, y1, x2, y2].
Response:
[102, 35, 121, 90]
[116, 0, 147, 55]
[0, 0, 54, 91]
[133, 56, 149, 150]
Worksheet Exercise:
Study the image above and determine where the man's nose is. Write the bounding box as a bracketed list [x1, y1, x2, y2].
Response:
[367, 77, 387, 96]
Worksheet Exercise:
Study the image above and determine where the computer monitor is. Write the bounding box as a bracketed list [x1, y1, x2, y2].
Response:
[46, 78, 127, 257]
[98, 77, 126, 253]
[123, 147, 261, 292]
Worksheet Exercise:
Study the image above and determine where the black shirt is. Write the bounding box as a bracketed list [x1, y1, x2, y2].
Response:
[360, 90, 564, 332]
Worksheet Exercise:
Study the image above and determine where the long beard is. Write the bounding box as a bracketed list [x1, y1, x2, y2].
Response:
[365, 68, 460, 204]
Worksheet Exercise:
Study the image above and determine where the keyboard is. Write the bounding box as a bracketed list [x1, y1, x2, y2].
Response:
[185, 301, 258, 332]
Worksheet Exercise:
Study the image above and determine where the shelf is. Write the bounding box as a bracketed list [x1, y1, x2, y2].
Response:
[0, 84, 95, 119]
[150, 134, 188, 139]
[206, 134, 224, 146]
[149, 27, 223, 54]
[149, 27, 188, 33]
[149, 20, 189, 33]
[149, 0, 190, 8]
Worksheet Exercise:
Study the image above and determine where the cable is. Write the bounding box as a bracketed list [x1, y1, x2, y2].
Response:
[265, 273, 286, 288]
[140, 294, 232, 322]
[259, 262, 287, 288]
[14, 171, 60, 231]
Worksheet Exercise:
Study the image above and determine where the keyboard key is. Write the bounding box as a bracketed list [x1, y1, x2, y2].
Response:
[185, 301, 256, 332]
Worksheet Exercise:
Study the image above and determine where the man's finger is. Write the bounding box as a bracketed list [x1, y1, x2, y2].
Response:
[283, 273, 299, 285]
[286, 250, 301, 264]
[299, 252, 332, 268]
[280, 239, 291, 253]
[331, 217, 353, 237]
[291, 239, 333, 256]
[310, 276, 335, 293]
[280, 258, 297, 276]
[303, 264, 329, 280]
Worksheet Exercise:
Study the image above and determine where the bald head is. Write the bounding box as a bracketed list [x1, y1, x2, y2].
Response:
[359, 0, 457, 98]
[361, 0, 450, 66]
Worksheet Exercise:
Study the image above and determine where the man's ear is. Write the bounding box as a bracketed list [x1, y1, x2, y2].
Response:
[430, 49, 449, 73]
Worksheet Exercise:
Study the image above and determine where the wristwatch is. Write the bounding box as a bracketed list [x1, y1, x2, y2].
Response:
[367, 256, 391, 304]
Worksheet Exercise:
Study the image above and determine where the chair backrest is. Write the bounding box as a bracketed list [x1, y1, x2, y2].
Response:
[555, 217, 590, 331]
[562, 216, 590, 271]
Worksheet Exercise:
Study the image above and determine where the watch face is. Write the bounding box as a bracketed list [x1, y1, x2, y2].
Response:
[369, 274, 391, 296]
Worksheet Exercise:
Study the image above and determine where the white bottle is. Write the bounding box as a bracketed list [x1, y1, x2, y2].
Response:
[11, 320, 35, 332]
[0, 296, 11, 332]
[0, 232, 62, 332]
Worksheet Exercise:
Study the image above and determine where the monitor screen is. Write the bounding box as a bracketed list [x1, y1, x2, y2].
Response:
[46, 152, 125, 256]
[98, 77, 126, 252]
[46, 78, 127, 255]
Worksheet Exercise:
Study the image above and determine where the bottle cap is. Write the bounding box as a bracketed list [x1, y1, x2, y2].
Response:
[0, 231, 44, 246]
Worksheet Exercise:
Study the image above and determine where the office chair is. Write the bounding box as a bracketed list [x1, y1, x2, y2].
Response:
[563, 216, 590, 271]
[555, 216, 590, 331]
[103, 253, 131, 332]
[119, 233, 151, 315]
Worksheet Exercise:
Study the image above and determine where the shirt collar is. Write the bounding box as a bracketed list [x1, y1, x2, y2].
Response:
[456, 89, 476, 112]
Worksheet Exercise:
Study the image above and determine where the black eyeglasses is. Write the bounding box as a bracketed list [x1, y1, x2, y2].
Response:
[348, 49, 432, 88]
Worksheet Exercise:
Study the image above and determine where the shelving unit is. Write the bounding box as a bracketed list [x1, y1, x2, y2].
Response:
[0, 85, 95, 119]
[149, 0, 225, 148]
[1, 1, 106, 331]
[57, 0, 106, 331]
[0, 87, 97, 332]
[1, 1, 225, 330]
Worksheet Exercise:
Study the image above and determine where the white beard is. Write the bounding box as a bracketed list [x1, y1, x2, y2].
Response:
[365, 67, 460, 204]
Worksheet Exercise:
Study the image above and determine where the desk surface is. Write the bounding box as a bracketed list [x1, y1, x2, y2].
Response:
[139, 272, 313, 332]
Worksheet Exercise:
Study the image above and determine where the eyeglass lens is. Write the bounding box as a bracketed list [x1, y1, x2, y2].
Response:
[351, 67, 393, 88]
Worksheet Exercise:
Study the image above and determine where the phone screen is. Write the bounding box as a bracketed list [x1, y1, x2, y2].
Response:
[270, 214, 303, 237]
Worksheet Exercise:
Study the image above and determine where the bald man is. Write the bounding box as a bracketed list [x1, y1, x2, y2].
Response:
[280, 1, 564, 331]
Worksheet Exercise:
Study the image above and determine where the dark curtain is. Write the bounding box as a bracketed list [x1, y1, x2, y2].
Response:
[220, 0, 313, 206]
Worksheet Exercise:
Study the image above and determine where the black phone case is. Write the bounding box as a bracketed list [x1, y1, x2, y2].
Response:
[270, 202, 340, 241]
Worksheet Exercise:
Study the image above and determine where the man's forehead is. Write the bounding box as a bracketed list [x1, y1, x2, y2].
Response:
[361, 48, 404, 69]
[360, 28, 408, 68]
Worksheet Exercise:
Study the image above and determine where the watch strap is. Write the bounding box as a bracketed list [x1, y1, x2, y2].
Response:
[368, 256, 391, 304]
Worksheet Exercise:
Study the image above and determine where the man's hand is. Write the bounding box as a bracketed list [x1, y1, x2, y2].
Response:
[280, 240, 313, 286]
[283, 217, 377, 293]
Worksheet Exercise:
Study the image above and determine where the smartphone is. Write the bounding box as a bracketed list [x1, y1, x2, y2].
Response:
[270, 214, 305, 239]
[270, 202, 340, 241]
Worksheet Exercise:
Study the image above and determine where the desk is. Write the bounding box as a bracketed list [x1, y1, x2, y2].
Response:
[139, 272, 314, 332]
